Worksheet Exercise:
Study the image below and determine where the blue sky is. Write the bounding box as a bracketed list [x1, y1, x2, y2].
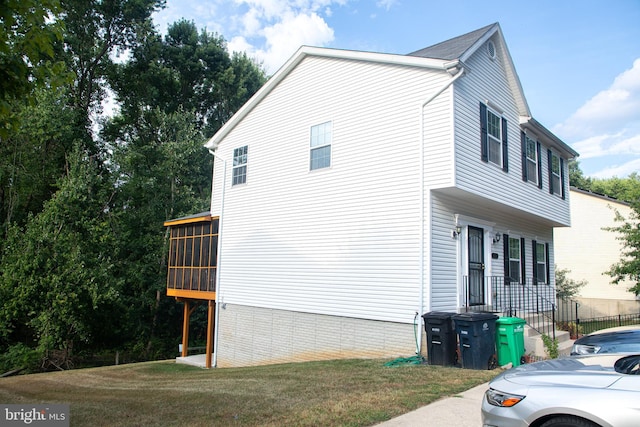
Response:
[153, 0, 640, 179]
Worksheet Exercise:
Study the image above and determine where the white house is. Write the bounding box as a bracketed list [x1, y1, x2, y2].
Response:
[167, 23, 578, 368]
[554, 188, 638, 318]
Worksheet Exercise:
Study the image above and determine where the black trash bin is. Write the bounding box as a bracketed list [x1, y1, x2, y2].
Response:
[422, 312, 457, 366]
[453, 312, 498, 370]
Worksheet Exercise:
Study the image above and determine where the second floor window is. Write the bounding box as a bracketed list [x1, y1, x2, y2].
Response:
[232, 145, 248, 185]
[310, 121, 332, 170]
[480, 102, 508, 171]
[523, 135, 541, 186]
[548, 150, 563, 197]
[487, 109, 502, 165]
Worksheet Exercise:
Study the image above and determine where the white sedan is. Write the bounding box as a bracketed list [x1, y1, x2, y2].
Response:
[481, 354, 640, 427]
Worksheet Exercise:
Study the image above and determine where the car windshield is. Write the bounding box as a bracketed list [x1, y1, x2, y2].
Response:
[614, 355, 640, 375]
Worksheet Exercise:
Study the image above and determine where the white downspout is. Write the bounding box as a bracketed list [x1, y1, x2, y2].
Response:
[209, 149, 227, 368]
[417, 66, 466, 354]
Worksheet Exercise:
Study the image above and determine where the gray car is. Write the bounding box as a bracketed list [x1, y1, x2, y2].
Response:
[481, 353, 640, 427]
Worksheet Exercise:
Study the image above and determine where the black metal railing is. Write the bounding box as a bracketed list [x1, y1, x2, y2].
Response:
[463, 276, 559, 339]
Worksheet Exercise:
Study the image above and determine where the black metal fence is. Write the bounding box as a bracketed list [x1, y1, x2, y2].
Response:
[463, 276, 640, 340]
[464, 276, 568, 339]
[573, 313, 640, 336]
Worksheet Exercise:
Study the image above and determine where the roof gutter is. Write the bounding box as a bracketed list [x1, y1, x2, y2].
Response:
[417, 64, 466, 355]
[520, 117, 579, 159]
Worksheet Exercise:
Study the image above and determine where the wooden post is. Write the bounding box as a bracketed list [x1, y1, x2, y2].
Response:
[206, 300, 214, 368]
[181, 300, 190, 358]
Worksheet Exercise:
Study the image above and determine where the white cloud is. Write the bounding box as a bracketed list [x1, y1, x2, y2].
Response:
[554, 59, 640, 177]
[554, 58, 640, 139]
[590, 157, 640, 179]
[225, 1, 340, 73]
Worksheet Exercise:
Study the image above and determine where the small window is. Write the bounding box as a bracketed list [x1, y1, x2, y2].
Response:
[550, 151, 561, 196]
[310, 121, 332, 170]
[508, 237, 521, 283]
[525, 136, 538, 185]
[487, 109, 502, 166]
[487, 40, 496, 59]
[232, 145, 248, 185]
[536, 242, 547, 284]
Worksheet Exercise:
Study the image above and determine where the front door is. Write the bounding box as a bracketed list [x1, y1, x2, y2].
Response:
[468, 226, 485, 306]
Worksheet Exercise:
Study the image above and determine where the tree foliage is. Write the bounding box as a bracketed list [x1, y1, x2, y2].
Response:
[0, 1, 266, 373]
[0, 0, 68, 135]
[0, 145, 120, 368]
[554, 266, 587, 299]
[109, 19, 265, 137]
[605, 202, 640, 295]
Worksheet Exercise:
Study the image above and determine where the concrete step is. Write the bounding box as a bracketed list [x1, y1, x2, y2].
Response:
[523, 326, 575, 358]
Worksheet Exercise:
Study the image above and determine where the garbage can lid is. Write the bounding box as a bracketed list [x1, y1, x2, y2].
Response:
[496, 316, 526, 325]
[452, 312, 499, 321]
[422, 311, 456, 319]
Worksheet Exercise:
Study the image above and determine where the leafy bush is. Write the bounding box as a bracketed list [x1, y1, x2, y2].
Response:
[0, 343, 42, 374]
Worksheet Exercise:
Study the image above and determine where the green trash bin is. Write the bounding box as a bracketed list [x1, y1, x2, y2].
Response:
[496, 317, 526, 367]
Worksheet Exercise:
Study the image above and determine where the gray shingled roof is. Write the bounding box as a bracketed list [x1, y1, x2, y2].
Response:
[408, 23, 497, 60]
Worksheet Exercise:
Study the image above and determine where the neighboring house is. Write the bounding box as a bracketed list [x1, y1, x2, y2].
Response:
[554, 187, 639, 318]
[166, 23, 578, 368]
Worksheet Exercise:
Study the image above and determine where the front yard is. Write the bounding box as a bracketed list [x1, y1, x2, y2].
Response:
[0, 358, 497, 426]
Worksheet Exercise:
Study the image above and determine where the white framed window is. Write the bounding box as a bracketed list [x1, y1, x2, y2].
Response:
[535, 242, 547, 284]
[550, 151, 561, 196]
[486, 108, 502, 166]
[310, 121, 332, 171]
[232, 145, 248, 186]
[525, 136, 538, 185]
[508, 237, 521, 283]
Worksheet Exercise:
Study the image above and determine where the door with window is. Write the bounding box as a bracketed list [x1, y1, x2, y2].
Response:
[468, 226, 485, 306]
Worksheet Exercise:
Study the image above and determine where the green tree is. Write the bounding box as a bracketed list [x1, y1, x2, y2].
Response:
[568, 159, 592, 190]
[0, 0, 68, 135]
[0, 87, 79, 236]
[589, 173, 640, 204]
[109, 19, 266, 137]
[107, 108, 210, 357]
[555, 266, 587, 299]
[0, 145, 120, 369]
[605, 202, 640, 295]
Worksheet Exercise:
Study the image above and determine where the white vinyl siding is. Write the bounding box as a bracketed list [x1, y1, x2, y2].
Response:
[210, 56, 451, 323]
[453, 37, 570, 226]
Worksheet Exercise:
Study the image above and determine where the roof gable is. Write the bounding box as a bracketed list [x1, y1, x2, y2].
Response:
[206, 23, 574, 157]
[409, 23, 496, 61]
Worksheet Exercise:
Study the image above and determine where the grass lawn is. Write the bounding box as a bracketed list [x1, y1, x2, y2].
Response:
[0, 358, 498, 426]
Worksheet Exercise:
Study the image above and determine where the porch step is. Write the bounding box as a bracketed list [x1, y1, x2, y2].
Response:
[524, 326, 574, 358]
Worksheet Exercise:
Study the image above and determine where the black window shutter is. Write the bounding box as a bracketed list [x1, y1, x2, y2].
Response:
[480, 102, 488, 162]
[545, 243, 551, 284]
[502, 117, 508, 172]
[547, 149, 553, 195]
[503, 234, 510, 282]
[531, 240, 538, 284]
[520, 238, 526, 285]
[536, 142, 543, 189]
[560, 158, 566, 199]
[520, 132, 527, 182]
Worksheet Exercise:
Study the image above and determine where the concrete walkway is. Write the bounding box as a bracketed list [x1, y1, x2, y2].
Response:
[375, 382, 489, 427]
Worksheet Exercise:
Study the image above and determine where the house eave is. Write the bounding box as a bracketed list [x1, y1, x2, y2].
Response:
[520, 116, 579, 159]
[205, 46, 458, 151]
